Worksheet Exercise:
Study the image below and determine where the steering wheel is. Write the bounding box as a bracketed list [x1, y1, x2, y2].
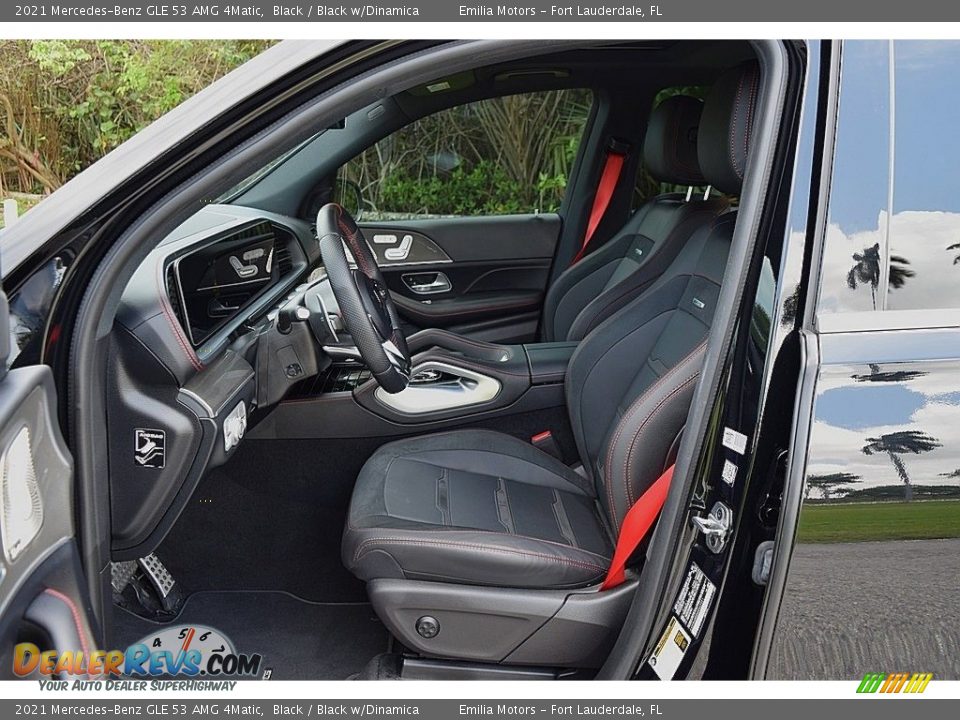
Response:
[316, 203, 411, 393]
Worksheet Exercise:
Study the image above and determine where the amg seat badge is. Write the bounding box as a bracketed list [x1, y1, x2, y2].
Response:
[134, 428, 166, 469]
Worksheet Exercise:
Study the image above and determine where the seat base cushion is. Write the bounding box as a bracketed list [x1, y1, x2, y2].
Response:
[342, 430, 613, 589]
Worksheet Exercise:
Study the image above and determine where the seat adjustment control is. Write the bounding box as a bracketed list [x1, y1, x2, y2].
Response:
[416, 615, 440, 639]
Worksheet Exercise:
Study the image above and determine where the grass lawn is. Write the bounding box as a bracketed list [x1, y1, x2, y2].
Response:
[797, 500, 960, 543]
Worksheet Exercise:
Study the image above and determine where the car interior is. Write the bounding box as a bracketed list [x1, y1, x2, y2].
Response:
[104, 40, 763, 680]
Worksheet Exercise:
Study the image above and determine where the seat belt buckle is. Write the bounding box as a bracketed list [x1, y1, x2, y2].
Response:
[531, 430, 562, 460]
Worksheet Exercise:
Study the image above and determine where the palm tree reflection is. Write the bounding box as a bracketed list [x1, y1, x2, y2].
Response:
[948, 241, 960, 264]
[861, 430, 941, 502]
[847, 244, 915, 309]
[851, 363, 926, 384]
[806, 471, 860, 501]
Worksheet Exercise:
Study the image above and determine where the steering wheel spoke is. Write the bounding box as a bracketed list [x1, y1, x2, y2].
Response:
[316, 203, 411, 393]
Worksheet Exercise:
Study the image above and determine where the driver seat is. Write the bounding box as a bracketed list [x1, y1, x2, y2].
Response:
[341, 62, 759, 663]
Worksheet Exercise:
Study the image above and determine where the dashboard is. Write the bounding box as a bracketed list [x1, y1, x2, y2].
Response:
[110, 205, 324, 559]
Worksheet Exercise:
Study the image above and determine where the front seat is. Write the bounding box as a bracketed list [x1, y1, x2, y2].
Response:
[342, 62, 759, 666]
[540, 94, 729, 342]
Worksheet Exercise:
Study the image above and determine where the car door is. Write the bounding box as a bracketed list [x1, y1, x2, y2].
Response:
[342, 88, 596, 344]
[763, 40, 960, 682]
[0, 282, 93, 680]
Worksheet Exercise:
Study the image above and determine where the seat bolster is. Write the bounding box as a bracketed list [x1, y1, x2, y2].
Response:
[541, 231, 641, 342]
[601, 342, 706, 532]
[343, 526, 609, 588]
[565, 197, 729, 341]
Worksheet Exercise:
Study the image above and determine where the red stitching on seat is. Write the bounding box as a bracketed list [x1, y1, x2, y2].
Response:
[603, 340, 706, 533]
[354, 537, 607, 573]
[624, 371, 700, 501]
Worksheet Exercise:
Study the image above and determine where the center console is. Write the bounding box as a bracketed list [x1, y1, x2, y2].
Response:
[247, 328, 579, 440]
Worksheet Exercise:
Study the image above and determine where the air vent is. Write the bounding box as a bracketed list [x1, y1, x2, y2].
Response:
[165, 266, 187, 331]
[274, 243, 294, 276]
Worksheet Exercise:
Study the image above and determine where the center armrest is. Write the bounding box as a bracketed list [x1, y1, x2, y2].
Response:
[523, 341, 579, 385]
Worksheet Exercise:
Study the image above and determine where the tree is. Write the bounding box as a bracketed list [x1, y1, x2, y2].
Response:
[805, 471, 860, 501]
[861, 430, 941, 502]
[846, 244, 915, 310]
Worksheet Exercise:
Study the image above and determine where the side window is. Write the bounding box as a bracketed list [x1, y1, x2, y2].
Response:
[341, 89, 592, 221]
[818, 40, 960, 317]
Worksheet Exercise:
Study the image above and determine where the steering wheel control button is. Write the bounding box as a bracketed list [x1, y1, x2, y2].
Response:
[223, 401, 247, 453]
[415, 616, 440, 639]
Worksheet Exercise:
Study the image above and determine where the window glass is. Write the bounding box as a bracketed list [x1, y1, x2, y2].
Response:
[340, 89, 592, 221]
[819, 40, 960, 317]
[887, 41, 960, 311]
[818, 41, 891, 314]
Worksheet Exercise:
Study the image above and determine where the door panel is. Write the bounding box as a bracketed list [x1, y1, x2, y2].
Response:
[361, 213, 561, 343]
[767, 332, 960, 680]
[0, 289, 91, 678]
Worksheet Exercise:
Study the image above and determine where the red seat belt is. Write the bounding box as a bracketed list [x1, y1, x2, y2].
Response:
[601, 464, 675, 590]
[570, 141, 630, 266]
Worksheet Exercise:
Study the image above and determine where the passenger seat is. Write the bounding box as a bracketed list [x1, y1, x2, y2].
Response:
[541, 94, 729, 342]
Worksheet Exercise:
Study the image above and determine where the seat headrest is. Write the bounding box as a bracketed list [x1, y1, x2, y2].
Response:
[698, 61, 761, 196]
[642, 95, 706, 186]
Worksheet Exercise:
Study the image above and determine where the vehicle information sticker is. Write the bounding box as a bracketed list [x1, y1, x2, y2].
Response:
[722, 427, 748, 455]
[673, 562, 717, 638]
[134, 428, 166, 468]
[721, 459, 738, 486]
[648, 616, 690, 680]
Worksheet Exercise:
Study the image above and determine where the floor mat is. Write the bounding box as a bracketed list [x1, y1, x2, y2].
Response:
[158, 438, 382, 603]
[112, 591, 387, 680]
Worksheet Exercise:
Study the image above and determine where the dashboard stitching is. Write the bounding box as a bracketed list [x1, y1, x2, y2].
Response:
[156, 257, 203, 371]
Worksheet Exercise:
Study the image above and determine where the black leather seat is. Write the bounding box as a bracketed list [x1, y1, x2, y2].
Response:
[540, 94, 729, 342]
[343, 62, 759, 591]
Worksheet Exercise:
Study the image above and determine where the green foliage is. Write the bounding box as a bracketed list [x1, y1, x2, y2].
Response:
[344, 88, 592, 218]
[1, 40, 275, 195]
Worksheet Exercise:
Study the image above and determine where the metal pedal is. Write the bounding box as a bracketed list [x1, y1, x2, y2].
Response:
[137, 553, 182, 612]
[111, 560, 138, 595]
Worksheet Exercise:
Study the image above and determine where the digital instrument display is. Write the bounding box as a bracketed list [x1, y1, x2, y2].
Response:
[172, 221, 286, 346]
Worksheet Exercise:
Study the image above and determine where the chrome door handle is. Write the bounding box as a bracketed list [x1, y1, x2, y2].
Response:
[403, 272, 451, 295]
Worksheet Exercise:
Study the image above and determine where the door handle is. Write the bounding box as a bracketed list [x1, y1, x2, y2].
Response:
[402, 272, 452, 295]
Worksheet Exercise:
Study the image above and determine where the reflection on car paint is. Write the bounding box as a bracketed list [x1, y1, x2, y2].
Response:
[770, 357, 960, 679]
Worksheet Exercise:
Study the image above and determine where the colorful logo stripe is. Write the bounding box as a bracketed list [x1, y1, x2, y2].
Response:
[857, 672, 932, 694]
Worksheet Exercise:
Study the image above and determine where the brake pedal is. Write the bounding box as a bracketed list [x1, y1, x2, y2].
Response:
[137, 553, 182, 613]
